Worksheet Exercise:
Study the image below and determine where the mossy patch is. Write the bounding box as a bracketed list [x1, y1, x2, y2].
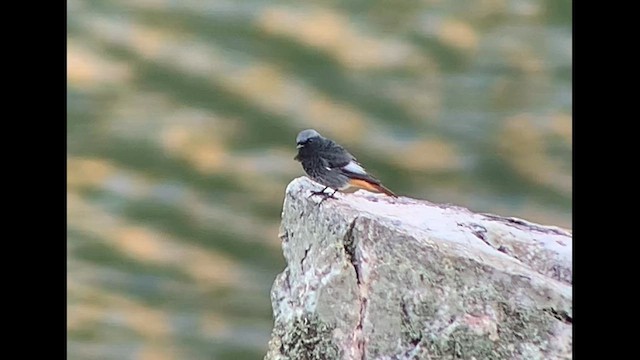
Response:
[400, 301, 555, 359]
[272, 314, 339, 360]
[496, 301, 553, 346]
[400, 296, 439, 348]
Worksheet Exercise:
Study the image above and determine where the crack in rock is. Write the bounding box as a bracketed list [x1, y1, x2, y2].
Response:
[482, 214, 571, 236]
[301, 245, 311, 272]
[544, 308, 573, 325]
[343, 217, 368, 359]
[343, 217, 360, 284]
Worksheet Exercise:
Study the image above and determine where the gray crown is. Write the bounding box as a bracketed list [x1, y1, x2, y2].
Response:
[296, 129, 322, 144]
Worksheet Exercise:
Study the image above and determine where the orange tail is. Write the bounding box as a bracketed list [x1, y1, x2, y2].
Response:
[348, 178, 398, 197]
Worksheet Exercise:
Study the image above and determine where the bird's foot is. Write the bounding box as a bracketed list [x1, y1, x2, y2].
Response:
[308, 188, 338, 204]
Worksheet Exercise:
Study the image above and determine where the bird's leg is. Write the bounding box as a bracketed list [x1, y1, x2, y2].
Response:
[317, 188, 340, 205]
[308, 187, 338, 204]
[308, 186, 329, 198]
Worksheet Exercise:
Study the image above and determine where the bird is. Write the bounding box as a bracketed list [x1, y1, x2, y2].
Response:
[294, 129, 397, 200]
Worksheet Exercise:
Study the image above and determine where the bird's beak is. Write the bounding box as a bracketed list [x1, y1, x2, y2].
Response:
[296, 144, 303, 149]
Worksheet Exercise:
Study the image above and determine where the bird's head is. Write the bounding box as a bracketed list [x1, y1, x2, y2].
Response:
[295, 129, 321, 149]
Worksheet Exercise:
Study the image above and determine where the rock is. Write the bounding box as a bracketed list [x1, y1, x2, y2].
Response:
[265, 177, 572, 360]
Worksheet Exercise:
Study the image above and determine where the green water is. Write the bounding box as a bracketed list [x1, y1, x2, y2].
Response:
[67, 0, 571, 359]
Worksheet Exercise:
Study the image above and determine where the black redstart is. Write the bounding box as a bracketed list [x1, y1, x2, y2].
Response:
[294, 129, 397, 199]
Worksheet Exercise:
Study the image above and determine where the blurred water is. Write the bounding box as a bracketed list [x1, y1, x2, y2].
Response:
[67, 0, 571, 359]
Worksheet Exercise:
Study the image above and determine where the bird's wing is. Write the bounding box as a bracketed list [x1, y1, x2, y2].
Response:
[319, 141, 381, 184]
[318, 141, 355, 168]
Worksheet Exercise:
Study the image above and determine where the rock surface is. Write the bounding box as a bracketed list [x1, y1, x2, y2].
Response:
[265, 177, 572, 360]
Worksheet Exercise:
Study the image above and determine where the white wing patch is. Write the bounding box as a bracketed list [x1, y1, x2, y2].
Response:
[342, 161, 367, 175]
